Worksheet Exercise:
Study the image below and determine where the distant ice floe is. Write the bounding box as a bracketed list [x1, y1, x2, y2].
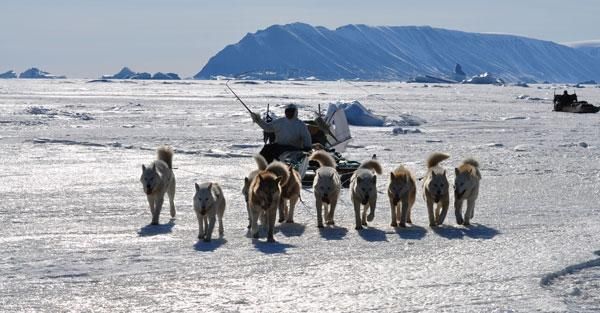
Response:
[330, 100, 425, 127]
[25, 106, 94, 120]
[392, 127, 421, 135]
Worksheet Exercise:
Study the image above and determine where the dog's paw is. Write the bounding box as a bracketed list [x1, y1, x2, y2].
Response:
[285, 219, 294, 224]
[151, 221, 159, 226]
[407, 218, 413, 224]
[355, 225, 363, 230]
[456, 219, 464, 225]
[361, 220, 368, 226]
[317, 224, 324, 228]
[429, 223, 437, 228]
[367, 214, 375, 222]
[203, 238, 211, 243]
[391, 222, 398, 227]
[267, 236, 275, 243]
[463, 221, 471, 226]
[399, 223, 407, 228]
[278, 218, 285, 223]
[252, 232, 260, 239]
[326, 220, 335, 225]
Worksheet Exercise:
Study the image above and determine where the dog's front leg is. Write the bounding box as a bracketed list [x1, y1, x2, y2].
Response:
[168, 179, 176, 218]
[389, 198, 398, 227]
[426, 198, 436, 227]
[250, 207, 260, 239]
[400, 198, 410, 228]
[146, 195, 155, 223]
[245, 201, 251, 229]
[367, 197, 376, 222]
[205, 215, 216, 242]
[353, 200, 363, 230]
[152, 196, 164, 225]
[463, 198, 476, 226]
[267, 206, 277, 243]
[286, 196, 297, 223]
[327, 197, 338, 225]
[277, 198, 286, 223]
[316, 197, 324, 228]
[454, 199, 464, 225]
[197, 214, 205, 240]
[438, 198, 450, 225]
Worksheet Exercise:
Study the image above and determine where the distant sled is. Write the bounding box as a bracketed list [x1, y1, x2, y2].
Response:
[553, 91, 600, 113]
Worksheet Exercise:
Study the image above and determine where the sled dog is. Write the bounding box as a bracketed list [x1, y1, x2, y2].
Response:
[193, 182, 225, 242]
[140, 146, 176, 225]
[388, 165, 416, 228]
[278, 164, 302, 223]
[454, 158, 481, 226]
[248, 157, 289, 242]
[242, 154, 268, 228]
[350, 158, 383, 230]
[422, 152, 450, 227]
[310, 150, 341, 227]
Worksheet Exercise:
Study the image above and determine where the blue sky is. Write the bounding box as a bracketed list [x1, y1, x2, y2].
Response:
[1, 0, 599, 78]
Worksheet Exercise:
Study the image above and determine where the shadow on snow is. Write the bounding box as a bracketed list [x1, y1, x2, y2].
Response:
[358, 227, 388, 242]
[276, 223, 306, 237]
[137, 218, 176, 237]
[395, 224, 427, 240]
[194, 238, 227, 252]
[318, 225, 349, 240]
[433, 223, 500, 240]
[252, 240, 295, 254]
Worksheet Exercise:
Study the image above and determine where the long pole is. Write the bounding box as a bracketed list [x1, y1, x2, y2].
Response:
[225, 79, 252, 114]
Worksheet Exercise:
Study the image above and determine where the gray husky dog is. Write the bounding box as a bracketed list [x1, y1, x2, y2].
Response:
[422, 152, 450, 227]
[349, 158, 383, 230]
[310, 150, 341, 228]
[193, 182, 226, 242]
[140, 146, 176, 225]
[454, 158, 481, 226]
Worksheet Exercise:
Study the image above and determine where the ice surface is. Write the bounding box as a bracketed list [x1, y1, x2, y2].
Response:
[0, 79, 599, 312]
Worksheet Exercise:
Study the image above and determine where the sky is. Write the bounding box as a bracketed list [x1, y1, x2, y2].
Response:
[1, 0, 599, 78]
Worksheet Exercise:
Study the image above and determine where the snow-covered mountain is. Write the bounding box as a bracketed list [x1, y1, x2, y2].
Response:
[195, 23, 600, 82]
[566, 40, 600, 59]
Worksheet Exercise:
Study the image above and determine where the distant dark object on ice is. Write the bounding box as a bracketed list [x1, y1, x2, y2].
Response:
[102, 67, 181, 80]
[0, 70, 17, 79]
[512, 82, 529, 87]
[553, 91, 599, 113]
[453, 63, 466, 82]
[578, 80, 597, 85]
[19, 68, 66, 79]
[409, 75, 456, 84]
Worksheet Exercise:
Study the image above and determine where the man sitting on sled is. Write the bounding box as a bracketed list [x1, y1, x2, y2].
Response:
[251, 103, 312, 163]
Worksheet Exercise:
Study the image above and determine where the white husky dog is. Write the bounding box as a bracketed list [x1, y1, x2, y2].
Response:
[242, 154, 268, 228]
[422, 152, 450, 227]
[454, 158, 481, 226]
[193, 182, 226, 242]
[310, 150, 341, 228]
[140, 146, 176, 225]
[349, 158, 383, 230]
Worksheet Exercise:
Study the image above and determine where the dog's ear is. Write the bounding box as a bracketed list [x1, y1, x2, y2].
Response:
[372, 176, 377, 185]
[142, 164, 146, 171]
[152, 163, 156, 171]
[442, 170, 446, 176]
[390, 172, 395, 180]
[244, 177, 249, 184]
[207, 182, 213, 190]
[195, 183, 200, 192]
[455, 168, 459, 176]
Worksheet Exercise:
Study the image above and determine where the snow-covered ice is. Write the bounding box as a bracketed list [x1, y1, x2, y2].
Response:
[0, 80, 599, 312]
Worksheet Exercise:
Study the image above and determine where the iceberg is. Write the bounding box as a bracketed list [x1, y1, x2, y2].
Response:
[19, 68, 65, 79]
[463, 72, 504, 85]
[0, 70, 17, 79]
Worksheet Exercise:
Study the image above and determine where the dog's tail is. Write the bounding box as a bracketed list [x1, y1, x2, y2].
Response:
[157, 146, 174, 169]
[427, 152, 449, 169]
[253, 154, 268, 171]
[310, 150, 336, 168]
[359, 159, 383, 175]
[463, 158, 479, 168]
[266, 160, 290, 185]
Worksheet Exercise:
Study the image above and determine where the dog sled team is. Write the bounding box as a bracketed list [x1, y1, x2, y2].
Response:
[140, 146, 481, 243]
